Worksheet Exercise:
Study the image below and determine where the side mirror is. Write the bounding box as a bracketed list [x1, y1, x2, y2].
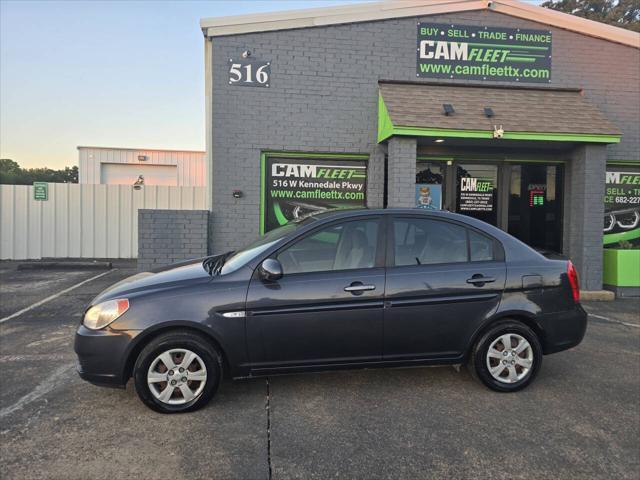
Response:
[258, 258, 283, 281]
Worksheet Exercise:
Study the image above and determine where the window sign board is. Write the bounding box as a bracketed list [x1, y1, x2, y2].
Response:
[263, 157, 367, 233]
[228, 57, 271, 87]
[417, 23, 552, 82]
[458, 177, 494, 212]
[33, 182, 48, 201]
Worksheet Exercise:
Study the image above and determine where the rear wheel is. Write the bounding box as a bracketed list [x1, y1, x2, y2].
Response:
[133, 331, 221, 413]
[469, 321, 542, 392]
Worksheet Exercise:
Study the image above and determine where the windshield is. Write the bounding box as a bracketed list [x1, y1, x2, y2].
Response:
[219, 221, 306, 275]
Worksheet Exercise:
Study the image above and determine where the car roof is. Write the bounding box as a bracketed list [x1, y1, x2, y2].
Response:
[310, 207, 470, 222]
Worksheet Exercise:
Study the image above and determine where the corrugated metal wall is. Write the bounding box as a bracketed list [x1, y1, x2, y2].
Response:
[0, 184, 207, 259]
[78, 147, 206, 186]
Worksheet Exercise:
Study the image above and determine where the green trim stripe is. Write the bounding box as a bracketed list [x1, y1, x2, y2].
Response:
[260, 152, 267, 235]
[377, 94, 395, 143]
[607, 160, 640, 166]
[378, 94, 622, 145]
[392, 125, 621, 143]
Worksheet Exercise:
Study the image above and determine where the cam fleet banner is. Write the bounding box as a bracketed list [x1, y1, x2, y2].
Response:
[604, 169, 640, 246]
[263, 157, 367, 232]
[417, 23, 552, 83]
[458, 177, 494, 212]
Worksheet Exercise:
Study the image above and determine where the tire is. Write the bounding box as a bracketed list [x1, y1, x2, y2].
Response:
[469, 320, 543, 392]
[133, 330, 222, 413]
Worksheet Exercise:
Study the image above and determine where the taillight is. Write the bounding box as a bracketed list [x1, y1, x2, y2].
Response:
[567, 260, 580, 303]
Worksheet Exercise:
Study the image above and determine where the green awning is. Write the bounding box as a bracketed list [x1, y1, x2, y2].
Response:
[378, 81, 622, 144]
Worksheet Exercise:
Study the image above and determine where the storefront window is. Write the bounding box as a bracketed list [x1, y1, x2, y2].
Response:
[507, 164, 563, 252]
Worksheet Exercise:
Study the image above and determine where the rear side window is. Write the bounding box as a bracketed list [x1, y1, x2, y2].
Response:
[469, 230, 495, 261]
[393, 218, 468, 266]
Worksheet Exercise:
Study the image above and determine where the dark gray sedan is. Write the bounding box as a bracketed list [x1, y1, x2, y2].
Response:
[75, 209, 586, 413]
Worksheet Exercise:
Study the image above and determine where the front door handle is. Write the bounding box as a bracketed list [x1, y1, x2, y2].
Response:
[344, 282, 376, 294]
[466, 275, 496, 286]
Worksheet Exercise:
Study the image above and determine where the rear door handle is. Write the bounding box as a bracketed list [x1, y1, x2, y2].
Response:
[466, 275, 496, 285]
[344, 283, 376, 293]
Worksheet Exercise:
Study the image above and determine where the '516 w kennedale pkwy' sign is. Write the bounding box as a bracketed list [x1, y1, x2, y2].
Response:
[417, 23, 552, 83]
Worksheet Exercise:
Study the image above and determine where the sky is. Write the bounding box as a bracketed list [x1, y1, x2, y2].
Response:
[0, 0, 372, 169]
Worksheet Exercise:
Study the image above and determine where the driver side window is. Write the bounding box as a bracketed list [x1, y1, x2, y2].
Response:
[277, 219, 379, 275]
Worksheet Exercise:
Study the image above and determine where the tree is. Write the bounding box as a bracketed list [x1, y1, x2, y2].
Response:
[542, 0, 640, 32]
[0, 159, 79, 185]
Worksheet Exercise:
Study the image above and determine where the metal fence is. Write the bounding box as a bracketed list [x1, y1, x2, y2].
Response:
[0, 183, 207, 259]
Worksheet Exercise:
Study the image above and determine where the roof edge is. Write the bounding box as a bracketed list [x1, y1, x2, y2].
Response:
[77, 146, 206, 153]
[200, 0, 640, 49]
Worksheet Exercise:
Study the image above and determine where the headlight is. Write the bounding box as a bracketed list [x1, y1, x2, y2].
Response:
[83, 299, 130, 330]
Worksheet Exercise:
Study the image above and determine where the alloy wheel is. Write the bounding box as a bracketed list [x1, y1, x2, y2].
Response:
[147, 348, 207, 405]
[485, 333, 533, 384]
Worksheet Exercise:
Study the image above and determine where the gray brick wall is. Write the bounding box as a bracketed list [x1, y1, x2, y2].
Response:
[366, 145, 386, 208]
[387, 137, 417, 208]
[209, 10, 638, 253]
[564, 145, 607, 290]
[138, 210, 209, 272]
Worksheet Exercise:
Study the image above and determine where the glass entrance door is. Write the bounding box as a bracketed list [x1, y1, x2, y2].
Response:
[508, 164, 563, 252]
[455, 164, 499, 226]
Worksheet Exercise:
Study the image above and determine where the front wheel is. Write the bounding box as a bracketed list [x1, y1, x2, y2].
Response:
[133, 331, 221, 413]
[469, 321, 542, 392]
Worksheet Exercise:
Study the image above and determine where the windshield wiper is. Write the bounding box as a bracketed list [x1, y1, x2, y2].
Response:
[202, 251, 234, 276]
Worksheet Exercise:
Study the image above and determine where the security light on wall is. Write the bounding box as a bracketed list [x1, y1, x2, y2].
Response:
[443, 104, 455, 115]
[138, 155, 148, 161]
[484, 107, 495, 118]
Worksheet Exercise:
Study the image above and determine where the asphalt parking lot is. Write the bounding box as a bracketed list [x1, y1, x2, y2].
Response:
[1, 262, 638, 480]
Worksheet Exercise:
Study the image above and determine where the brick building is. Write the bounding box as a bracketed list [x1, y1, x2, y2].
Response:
[199, 0, 640, 292]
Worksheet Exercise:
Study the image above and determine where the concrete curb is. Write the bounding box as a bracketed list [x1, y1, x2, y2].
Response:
[17, 261, 113, 271]
[580, 290, 615, 301]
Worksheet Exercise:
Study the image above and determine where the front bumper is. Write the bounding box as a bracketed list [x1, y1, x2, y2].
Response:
[74, 325, 141, 388]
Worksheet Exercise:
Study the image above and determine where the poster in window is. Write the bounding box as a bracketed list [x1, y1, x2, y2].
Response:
[415, 184, 442, 209]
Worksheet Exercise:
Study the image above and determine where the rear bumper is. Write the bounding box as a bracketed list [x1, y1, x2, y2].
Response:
[74, 325, 141, 388]
[539, 304, 588, 354]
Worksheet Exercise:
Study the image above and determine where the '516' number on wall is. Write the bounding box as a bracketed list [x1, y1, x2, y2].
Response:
[228, 59, 270, 87]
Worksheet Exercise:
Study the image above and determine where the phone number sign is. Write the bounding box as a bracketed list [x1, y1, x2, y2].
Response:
[417, 23, 552, 83]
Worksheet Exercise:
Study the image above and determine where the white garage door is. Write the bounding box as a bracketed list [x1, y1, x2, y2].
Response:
[100, 163, 178, 186]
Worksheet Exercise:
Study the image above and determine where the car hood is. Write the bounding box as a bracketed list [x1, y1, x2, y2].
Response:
[91, 260, 211, 305]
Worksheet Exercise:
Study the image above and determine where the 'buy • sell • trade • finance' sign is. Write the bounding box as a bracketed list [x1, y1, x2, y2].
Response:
[417, 23, 552, 83]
